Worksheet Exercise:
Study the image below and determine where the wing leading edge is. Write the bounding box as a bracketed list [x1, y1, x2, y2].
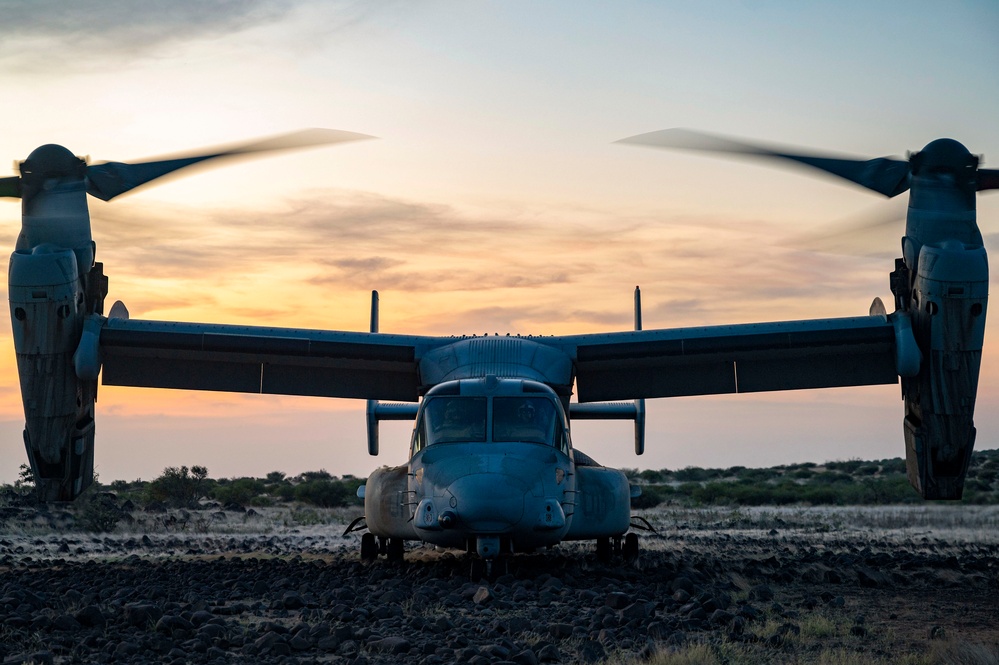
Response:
[98, 318, 435, 402]
[97, 313, 900, 405]
[555, 315, 898, 403]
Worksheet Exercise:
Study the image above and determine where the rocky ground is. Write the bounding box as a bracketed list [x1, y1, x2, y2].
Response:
[1, 501, 998, 664]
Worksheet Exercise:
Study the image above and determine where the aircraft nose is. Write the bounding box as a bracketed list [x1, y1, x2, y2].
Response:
[448, 474, 526, 531]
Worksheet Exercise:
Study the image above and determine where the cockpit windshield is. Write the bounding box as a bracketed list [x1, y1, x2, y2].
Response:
[425, 397, 487, 444]
[416, 394, 565, 451]
[493, 397, 557, 445]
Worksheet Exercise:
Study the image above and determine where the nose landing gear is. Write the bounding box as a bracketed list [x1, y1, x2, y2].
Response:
[470, 555, 509, 582]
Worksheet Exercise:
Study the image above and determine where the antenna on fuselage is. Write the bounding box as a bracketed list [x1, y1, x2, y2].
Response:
[364, 291, 419, 456]
[634, 285, 642, 332]
[634, 286, 646, 455]
[366, 290, 380, 455]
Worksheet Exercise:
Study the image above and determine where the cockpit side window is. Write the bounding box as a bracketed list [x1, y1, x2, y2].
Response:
[554, 417, 569, 455]
[412, 415, 428, 455]
[493, 397, 557, 445]
[425, 396, 487, 444]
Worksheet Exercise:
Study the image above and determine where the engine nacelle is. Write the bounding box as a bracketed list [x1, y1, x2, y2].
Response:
[9, 247, 96, 501]
[901, 241, 988, 499]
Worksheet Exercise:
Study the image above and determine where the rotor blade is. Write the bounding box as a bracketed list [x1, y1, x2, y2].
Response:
[783, 197, 908, 258]
[979, 168, 999, 192]
[85, 129, 374, 201]
[617, 128, 911, 198]
[0, 176, 20, 198]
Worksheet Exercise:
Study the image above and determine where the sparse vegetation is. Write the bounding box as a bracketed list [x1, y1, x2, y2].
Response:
[627, 449, 999, 509]
[4, 449, 999, 519]
[145, 465, 209, 508]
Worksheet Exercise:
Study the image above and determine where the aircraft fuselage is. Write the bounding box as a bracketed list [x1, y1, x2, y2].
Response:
[362, 376, 632, 559]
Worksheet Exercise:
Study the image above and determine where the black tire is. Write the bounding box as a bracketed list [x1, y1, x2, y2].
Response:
[360, 533, 377, 562]
[623, 532, 639, 562]
[470, 558, 484, 583]
[387, 537, 405, 562]
[491, 557, 509, 579]
[596, 537, 612, 563]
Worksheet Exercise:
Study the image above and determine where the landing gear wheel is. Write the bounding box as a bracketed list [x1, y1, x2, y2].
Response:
[387, 537, 405, 562]
[596, 537, 612, 563]
[360, 533, 377, 562]
[492, 557, 509, 579]
[470, 558, 485, 583]
[623, 532, 640, 562]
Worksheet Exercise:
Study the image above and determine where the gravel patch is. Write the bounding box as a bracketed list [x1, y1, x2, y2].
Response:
[1, 502, 997, 663]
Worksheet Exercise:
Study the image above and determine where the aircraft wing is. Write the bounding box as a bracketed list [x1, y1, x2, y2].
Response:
[553, 315, 899, 403]
[98, 318, 437, 402]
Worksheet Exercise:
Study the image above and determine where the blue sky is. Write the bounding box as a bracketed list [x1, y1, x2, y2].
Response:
[0, 1, 997, 482]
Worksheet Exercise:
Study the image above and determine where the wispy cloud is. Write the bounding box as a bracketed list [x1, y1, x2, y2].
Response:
[0, 1, 299, 70]
[83, 188, 890, 335]
[0, 0, 413, 74]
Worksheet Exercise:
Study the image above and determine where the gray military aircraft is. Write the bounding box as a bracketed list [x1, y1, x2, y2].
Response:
[5, 128, 996, 572]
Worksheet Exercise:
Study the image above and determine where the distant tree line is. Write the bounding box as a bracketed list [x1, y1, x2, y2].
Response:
[625, 449, 999, 508]
[66, 466, 365, 510]
[127, 466, 365, 510]
[6, 448, 999, 512]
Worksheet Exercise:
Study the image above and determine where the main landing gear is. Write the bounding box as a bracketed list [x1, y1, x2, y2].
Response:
[360, 533, 406, 563]
[595, 532, 640, 563]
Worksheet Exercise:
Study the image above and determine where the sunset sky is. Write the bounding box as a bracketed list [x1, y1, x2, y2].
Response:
[1, 1, 998, 484]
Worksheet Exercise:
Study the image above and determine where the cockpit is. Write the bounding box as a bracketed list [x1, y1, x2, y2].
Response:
[411, 378, 570, 454]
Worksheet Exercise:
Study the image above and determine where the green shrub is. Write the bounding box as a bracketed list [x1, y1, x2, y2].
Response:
[78, 493, 121, 533]
[146, 466, 209, 508]
[293, 478, 350, 507]
[880, 458, 908, 474]
[211, 477, 266, 506]
[824, 460, 864, 473]
[631, 484, 668, 509]
[674, 467, 719, 482]
[638, 469, 668, 483]
[813, 471, 854, 485]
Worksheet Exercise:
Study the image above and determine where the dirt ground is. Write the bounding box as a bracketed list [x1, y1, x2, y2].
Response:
[1, 503, 997, 663]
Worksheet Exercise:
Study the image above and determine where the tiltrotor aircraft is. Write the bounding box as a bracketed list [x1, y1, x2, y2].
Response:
[5, 127, 997, 570]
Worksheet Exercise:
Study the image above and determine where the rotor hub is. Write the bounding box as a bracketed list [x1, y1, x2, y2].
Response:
[20, 144, 86, 181]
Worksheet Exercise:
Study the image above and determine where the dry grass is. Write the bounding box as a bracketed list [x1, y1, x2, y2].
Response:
[637, 504, 999, 546]
[929, 641, 999, 665]
[610, 639, 999, 665]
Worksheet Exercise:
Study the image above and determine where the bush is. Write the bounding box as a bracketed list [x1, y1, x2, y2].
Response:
[813, 471, 855, 485]
[293, 479, 350, 507]
[674, 467, 714, 482]
[298, 469, 333, 482]
[879, 457, 908, 474]
[78, 493, 121, 533]
[13, 463, 35, 498]
[211, 477, 266, 506]
[733, 467, 779, 483]
[974, 468, 997, 484]
[638, 469, 669, 483]
[146, 466, 209, 508]
[825, 459, 864, 474]
[631, 484, 670, 509]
